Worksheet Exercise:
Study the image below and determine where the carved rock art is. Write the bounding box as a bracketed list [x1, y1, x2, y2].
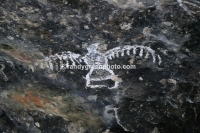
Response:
[45, 43, 162, 89]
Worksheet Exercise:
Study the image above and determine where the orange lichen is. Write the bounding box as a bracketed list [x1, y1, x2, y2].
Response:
[8, 49, 34, 63]
[0, 43, 34, 63]
[10, 89, 105, 130]
[12, 90, 54, 110]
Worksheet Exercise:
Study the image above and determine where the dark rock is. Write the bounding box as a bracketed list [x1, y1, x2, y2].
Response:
[0, 0, 200, 132]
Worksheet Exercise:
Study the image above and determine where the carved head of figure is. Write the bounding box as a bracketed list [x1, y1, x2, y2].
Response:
[86, 43, 107, 65]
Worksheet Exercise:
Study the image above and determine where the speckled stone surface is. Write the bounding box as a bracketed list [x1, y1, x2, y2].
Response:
[0, 0, 200, 133]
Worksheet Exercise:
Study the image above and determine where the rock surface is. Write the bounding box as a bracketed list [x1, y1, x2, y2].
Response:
[0, 0, 200, 133]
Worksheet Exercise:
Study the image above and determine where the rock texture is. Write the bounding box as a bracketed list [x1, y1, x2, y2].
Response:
[0, 0, 200, 133]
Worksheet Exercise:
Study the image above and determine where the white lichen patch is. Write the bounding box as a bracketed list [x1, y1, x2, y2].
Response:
[177, 0, 192, 15]
[119, 22, 132, 30]
[84, 25, 89, 29]
[68, 121, 86, 133]
[105, 0, 145, 9]
[0, 90, 10, 99]
[142, 27, 180, 51]
[0, 64, 8, 81]
[87, 95, 97, 102]
[102, 129, 111, 133]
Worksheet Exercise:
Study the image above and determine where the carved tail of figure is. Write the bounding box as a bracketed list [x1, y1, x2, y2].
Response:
[104, 45, 162, 65]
